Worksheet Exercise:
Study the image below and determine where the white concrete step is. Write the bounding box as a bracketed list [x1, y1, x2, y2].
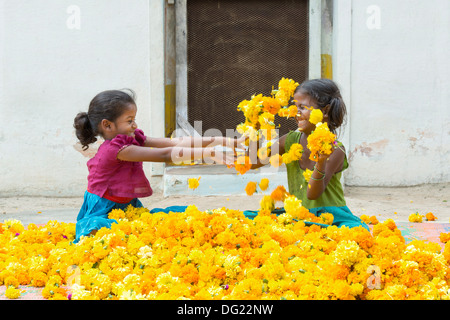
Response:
[163, 164, 288, 197]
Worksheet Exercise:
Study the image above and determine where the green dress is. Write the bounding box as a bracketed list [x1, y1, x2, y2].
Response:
[243, 131, 369, 231]
[285, 130, 347, 209]
[284, 130, 368, 230]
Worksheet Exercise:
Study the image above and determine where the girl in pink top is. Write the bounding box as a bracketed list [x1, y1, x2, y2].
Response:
[73, 89, 240, 243]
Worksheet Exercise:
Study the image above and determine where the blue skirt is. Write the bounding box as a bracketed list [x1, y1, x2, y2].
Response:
[74, 191, 144, 243]
[243, 205, 369, 231]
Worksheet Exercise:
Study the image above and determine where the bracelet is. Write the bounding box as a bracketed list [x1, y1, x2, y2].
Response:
[314, 164, 325, 176]
[310, 175, 325, 181]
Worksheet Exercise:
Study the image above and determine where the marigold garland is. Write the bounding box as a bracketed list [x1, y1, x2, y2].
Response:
[235, 78, 299, 173]
[306, 122, 336, 161]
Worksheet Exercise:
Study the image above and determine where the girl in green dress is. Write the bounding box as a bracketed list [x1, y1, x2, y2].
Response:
[251, 79, 368, 230]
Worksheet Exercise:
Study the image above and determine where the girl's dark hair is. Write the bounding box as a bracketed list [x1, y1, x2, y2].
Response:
[296, 79, 347, 134]
[74, 89, 136, 150]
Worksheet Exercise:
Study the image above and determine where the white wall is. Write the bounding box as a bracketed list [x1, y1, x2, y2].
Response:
[335, 0, 450, 186]
[0, 0, 165, 196]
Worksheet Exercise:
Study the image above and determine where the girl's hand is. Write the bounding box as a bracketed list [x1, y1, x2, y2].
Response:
[208, 149, 235, 167]
[233, 135, 249, 152]
[316, 150, 333, 165]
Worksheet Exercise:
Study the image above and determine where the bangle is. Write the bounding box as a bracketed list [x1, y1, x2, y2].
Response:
[310, 175, 325, 181]
[314, 164, 325, 176]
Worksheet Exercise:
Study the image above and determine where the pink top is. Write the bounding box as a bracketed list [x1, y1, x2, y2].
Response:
[87, 129, 153, 200]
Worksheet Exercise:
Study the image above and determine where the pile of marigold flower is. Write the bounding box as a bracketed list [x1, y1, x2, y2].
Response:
[2, 203, 450, 300]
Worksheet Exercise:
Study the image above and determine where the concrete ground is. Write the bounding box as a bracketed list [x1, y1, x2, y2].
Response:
[0, 183, 449, 226]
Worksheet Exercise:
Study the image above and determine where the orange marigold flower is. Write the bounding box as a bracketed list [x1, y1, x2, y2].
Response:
[245, 181, 257, 196]
[270, 185, 288, 202]
[440, 232, 450, 244]
[235, 156, 252, 175]
[262, 96, 281, 115]
[425, 212, 437, 221]
[369, 216, 379, 225]
[288, 105, 298, 117]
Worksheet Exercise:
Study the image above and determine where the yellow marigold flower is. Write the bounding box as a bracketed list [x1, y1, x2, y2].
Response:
[309, 109, 323, 125]
[277, 107, 290, 118]
[275, 77, 299, 106]
[277, 213, 293, 225]
[259, 178, 269, 191]
[3, 219, 25, 235]
[288, 105, 298, 117]
[331, 240, 362, 267]
[320, 213, 334, 225]
[4, 276, 19, 288]
[282, 143, 303, 165]
[283, 195, 303, 217]
[302, 169, 313, 182]
[188, 177, 201, 190]
[275, 90, 290, 107]
[5, 286, 23, 299]
[30, 271, 48, 287]
[260, 195, 275, 212]
[409, 212, 423, 223]
[332, 280, 352, 300]
[245, 181, 257, 196]
[306, 122, 336, 161]
[281, 152, 292, 165]
[108, 208, 126, 220]
[258, 112, 275, 128]
[360, 214, 379, 225]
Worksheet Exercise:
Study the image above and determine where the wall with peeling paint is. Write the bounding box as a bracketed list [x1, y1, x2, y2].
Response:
[0, 0, 165, 196]
[336, 0, 450, 186]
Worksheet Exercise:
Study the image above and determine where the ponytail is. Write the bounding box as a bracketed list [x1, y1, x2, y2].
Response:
[327, 96, 346, 134]
[73, 112, 97, 151]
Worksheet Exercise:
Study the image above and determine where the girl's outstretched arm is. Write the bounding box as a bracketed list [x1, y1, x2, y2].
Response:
[145, 136, 246, 149]
[117, 145, 234, 166]
[248, 133, 288, 170]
